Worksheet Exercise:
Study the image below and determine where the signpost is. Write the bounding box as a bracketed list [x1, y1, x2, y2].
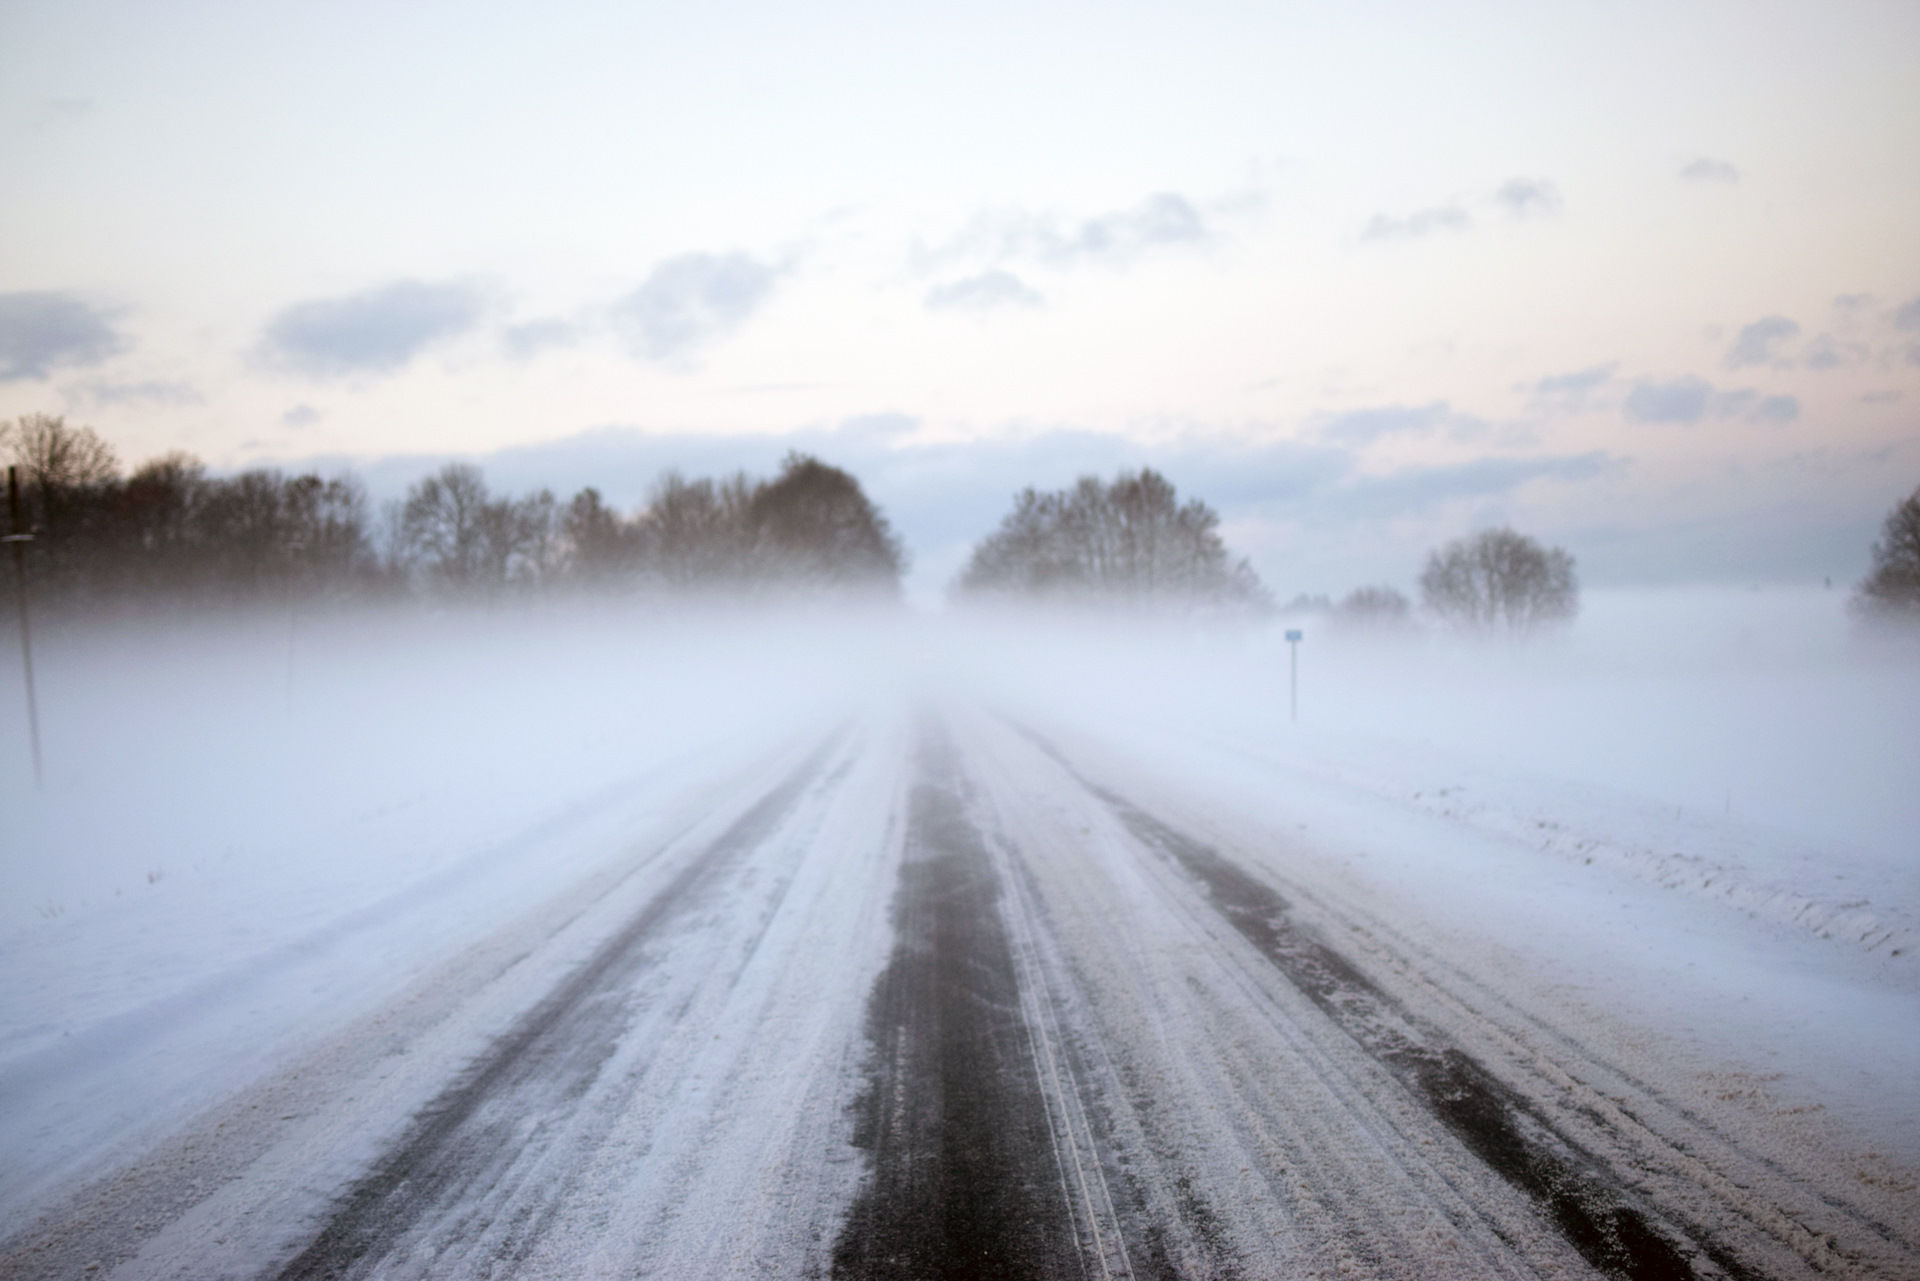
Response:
[1285, 628, 1303, 724]
[5, 466, 42, 789]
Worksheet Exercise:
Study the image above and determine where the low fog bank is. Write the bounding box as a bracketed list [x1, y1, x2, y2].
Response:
[0, 597, 913, 929]
[2, 583, 1912, 929]
[938, 585, 1920, 867]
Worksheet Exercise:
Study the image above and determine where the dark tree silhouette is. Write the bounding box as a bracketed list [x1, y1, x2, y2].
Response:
[748, 453, 905, 591]
[2, 416, 904, 608]
[562, 487, 640, 583]
[636, 471, 757, 587]
[1419, 527, 1577, 635]
[1854, 484, 1920, 622]
[956, 468, 1268, 612]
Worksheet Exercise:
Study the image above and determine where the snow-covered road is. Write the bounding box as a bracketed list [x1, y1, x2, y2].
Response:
[4, 690, 1914, 1280]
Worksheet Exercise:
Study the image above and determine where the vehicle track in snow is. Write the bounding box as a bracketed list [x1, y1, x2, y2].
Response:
[970, 713, 1919, 1279]
[4, 705, 1913, 1280]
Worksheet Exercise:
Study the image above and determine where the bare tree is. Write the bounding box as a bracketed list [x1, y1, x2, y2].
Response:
[1333, 584, 1413, 632]
[956, 468, 1268, 613]
[636, 471, 756, 587]
[1854, 484, 1920, 623]
[6, 413, 118, 493]
[1419, 527, 1577, 635]
[399, 463, 493, 589]
[747, 453, 904, 592]
[562, 487, 639, 583]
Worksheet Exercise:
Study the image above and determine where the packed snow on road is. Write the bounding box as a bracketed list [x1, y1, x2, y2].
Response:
[1, 589, 1916, 1279]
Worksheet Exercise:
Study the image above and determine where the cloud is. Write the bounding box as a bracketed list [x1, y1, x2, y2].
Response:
[925, 270, 1043, 312]
[1680, 157, 1741, 184]
[65, 378, 201, 408]
[1803, 334, 1867, 370]
[261, 280, 483, 377]
[1624, 376, 1713, 423]
[1750, 395, 1799, 425]
[614, 252, 779, 361]
[1494, 177, 1562, 218]
[282, 404, 321, 428]
[0, 291, 125, 381]
[1316, 402, 1452, 446]
[918, 192, 1212, 273]
[1894, 295, 1920, 331]
[1059, 192, 1210, 261]
[1526, 362, 1617, 411]
[1341, 452, 1616, 518]
[1360, 205, 1470, 242]
[1724, 315, 1800, 369]
[503, 318, 583, 359]
[1861, 390, 1903, 405]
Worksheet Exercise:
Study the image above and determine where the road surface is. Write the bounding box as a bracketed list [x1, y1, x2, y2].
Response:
[3, 706, 1914, 1279]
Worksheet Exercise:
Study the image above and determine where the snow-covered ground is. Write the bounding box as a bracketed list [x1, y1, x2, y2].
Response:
[0, 587, 1914, 1275]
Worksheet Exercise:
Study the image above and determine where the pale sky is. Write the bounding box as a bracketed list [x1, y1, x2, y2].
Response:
[3, 0, 1918, 602]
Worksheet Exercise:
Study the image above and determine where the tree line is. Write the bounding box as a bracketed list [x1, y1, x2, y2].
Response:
[1, 414, 903, 612]
[14, 407, 1911, 632]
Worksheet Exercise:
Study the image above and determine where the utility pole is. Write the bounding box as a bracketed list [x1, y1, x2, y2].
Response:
[5, 466, 43, 789]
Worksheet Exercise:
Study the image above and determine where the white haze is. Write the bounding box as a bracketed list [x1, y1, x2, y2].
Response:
[0, 585, 1915, 1225]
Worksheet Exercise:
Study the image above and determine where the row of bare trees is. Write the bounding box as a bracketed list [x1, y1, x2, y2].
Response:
[1, 415, 903, 612]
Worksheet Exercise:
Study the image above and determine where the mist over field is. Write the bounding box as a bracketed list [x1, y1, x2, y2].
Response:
[5, 0, 1919, 1270]
[7, 584, 1912, 924]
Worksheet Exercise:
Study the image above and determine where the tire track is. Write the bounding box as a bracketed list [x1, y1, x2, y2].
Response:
[831, 720, 1084, 1281]
[270, 733, 846, 1281]
[963, 712, 1578, 1278]
[1013, 723, 1802, 1281]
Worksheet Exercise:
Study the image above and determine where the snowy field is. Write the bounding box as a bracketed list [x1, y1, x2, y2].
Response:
[0, 588, 1916, 1278]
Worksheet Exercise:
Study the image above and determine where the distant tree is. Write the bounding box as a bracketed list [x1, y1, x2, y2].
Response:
[1332, 585, 1413, 631]
[1854, 484, 1920, 623]
[1419, 527, 1577, 635]
[6, 412, 118, 494]
[116, 452, 207, 592]
[956, 468, 1268, 612]
[637, 471, 757, 586]
[399, 463, 494, 589]
[747, 453, 904, 592]
[3, 414, 123, 597]
[562, 487, 639, 582]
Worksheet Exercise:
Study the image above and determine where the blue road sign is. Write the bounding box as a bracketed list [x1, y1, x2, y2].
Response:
[1285, 629, 1303, 642]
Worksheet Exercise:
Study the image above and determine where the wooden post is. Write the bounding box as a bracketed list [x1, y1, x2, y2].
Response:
[6, 466, 43, 789]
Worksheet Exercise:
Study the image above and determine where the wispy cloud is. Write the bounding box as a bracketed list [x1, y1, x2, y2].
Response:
[1626, 375, 1800, 425]
[614, 252, 780, 361]
[1680, 157, 1741, 184]
[65, 378, 202, 408]
[261, 280, 484, 377]
[0, 291, 125, 381]
[1894, 295, 1920, 332]
[1315, 402, 1453, 446]
[503, 318, 584, 359]
[1526, 363, 1617, 412]
[1803, 334, 1866, 370]
[925, 270, 1043, 312]
[1494, 177, 1562, 218]
[282, 404, 321, 428]
[1359, 205, 1470, 242]
[1341, 452, 1616, 518]
[1624, 375, 1714, 423]
[917, 192, 1213, 273]
[1724, 315, 1800, 369]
